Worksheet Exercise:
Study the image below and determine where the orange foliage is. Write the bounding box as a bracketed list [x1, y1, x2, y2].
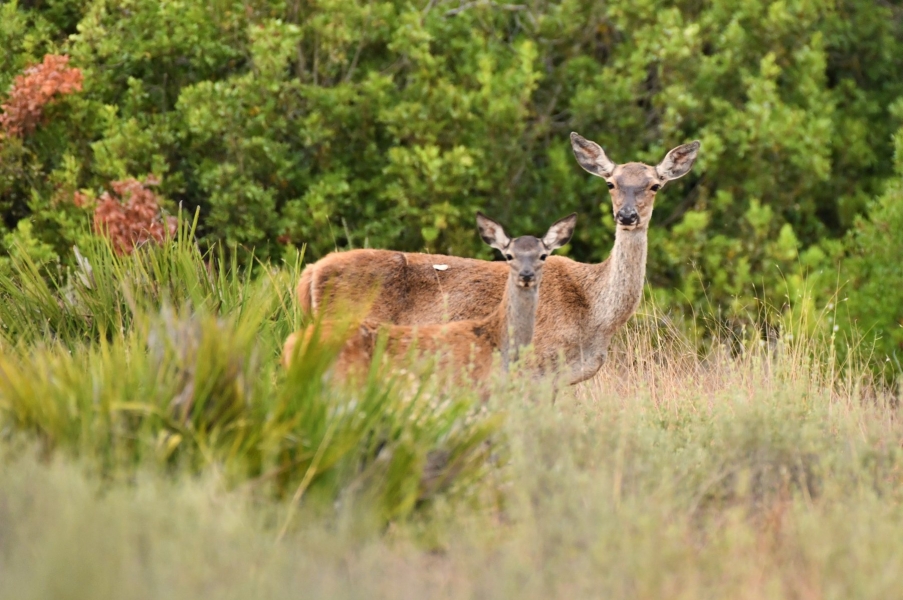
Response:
[91, 177, 177, 255]
[72, 190, 93, 208]
[0, 54, 83, 138]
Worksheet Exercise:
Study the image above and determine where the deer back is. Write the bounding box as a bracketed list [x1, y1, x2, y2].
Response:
[298, 249, 509, 323]
[298, 251, 598, 367]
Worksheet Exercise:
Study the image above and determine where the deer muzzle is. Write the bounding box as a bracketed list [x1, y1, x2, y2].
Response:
[616, 207, 640, 227]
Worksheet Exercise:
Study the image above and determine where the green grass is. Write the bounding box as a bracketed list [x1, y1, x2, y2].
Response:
[1, 229, 902, 599]
[0, 222, 499, 530]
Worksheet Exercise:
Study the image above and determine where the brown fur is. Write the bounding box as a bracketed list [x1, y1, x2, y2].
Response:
[295, 134, 700, 384]
[282, 321, 368, 376]
[296, 265, 314, 316]
[285, 216, 576, 384]
[284, 314, 505, 385]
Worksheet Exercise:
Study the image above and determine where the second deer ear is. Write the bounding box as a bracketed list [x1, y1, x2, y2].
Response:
[655, 140, 701, 181]
[542, 213, 577, 251]
[570, 132, 616, 178]
[476, 212, 511, 251]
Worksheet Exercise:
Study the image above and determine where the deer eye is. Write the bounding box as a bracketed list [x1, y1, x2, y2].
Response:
[504, 253, 513, 260]
[606, 182, 615, 190]
[539, 254, 548, 261]
[650, 184, 661, 192]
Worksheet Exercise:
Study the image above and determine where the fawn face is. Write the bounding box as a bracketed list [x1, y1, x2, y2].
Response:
[476, 212, 577, 288]
[569, 133, 701, 231]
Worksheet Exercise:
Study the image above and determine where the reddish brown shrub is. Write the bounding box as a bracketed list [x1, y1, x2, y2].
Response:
[72, 190, 93, 209]
[0, 54, 83, 138]
[91, 177, 177, 255]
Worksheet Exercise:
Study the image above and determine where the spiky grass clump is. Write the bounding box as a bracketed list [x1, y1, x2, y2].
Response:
[0, 221, 501, 528]
[0, 213, 279, 348]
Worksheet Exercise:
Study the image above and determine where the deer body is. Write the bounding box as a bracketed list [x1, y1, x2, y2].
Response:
[297, 234, 646, 383]
[296, 133, 699, 384]
[284, 214, 576, 382]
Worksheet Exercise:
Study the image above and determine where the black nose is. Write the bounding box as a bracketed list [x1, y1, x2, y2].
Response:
[519, 272, 535, 285]
[616, 208, 639, 226]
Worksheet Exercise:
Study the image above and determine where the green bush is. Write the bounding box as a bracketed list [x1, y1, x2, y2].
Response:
[841, 121, 903, 366]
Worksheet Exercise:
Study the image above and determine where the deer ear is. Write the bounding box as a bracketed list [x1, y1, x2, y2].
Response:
[655, 140, 701, 181]
[476, 212, 511, 251]
[570, 132, 616, 178]
[542, 213, 577, 251]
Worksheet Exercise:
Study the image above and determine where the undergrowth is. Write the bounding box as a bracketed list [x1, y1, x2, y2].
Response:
[0, 218, 499, 529]
[1, 226, 901, 599]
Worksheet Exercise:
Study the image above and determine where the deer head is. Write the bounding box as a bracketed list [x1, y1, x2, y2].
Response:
[570, 133, 700, 231]
[476, 212, 577, 288]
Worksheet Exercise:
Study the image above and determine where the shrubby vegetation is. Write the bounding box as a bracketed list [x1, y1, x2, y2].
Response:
[3, 3, 903, 594]
[0, 223, 499, 527]
[1, 0, 902, 361]
[1, 235, 901, 598]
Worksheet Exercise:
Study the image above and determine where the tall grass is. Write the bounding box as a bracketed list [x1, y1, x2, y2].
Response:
[1, 228, 902, 599]
[0, 222, 500, 527]
[0, 213, 285, 348]
[1, 319, 901, 598]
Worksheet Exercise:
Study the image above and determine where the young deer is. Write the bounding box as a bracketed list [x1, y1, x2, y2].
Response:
[296, 133, 700, 384]
[283, 213, 577, 381]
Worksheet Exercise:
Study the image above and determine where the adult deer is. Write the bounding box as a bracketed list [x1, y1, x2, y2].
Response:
[296, 133, 700, 384]
[283, 213, 577, 381]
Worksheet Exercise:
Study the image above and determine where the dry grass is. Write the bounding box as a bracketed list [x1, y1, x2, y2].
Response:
[1, 229, 900, 598]
[2, 300, 902, 599]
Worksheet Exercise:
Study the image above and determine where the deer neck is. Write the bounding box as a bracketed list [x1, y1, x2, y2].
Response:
[498, 275, 538, 370]
[592, 227, 647, 329]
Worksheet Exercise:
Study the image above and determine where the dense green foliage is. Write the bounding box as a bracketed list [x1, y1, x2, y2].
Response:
[2, 0, 902, 360]
[841, 126, 903, 365]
